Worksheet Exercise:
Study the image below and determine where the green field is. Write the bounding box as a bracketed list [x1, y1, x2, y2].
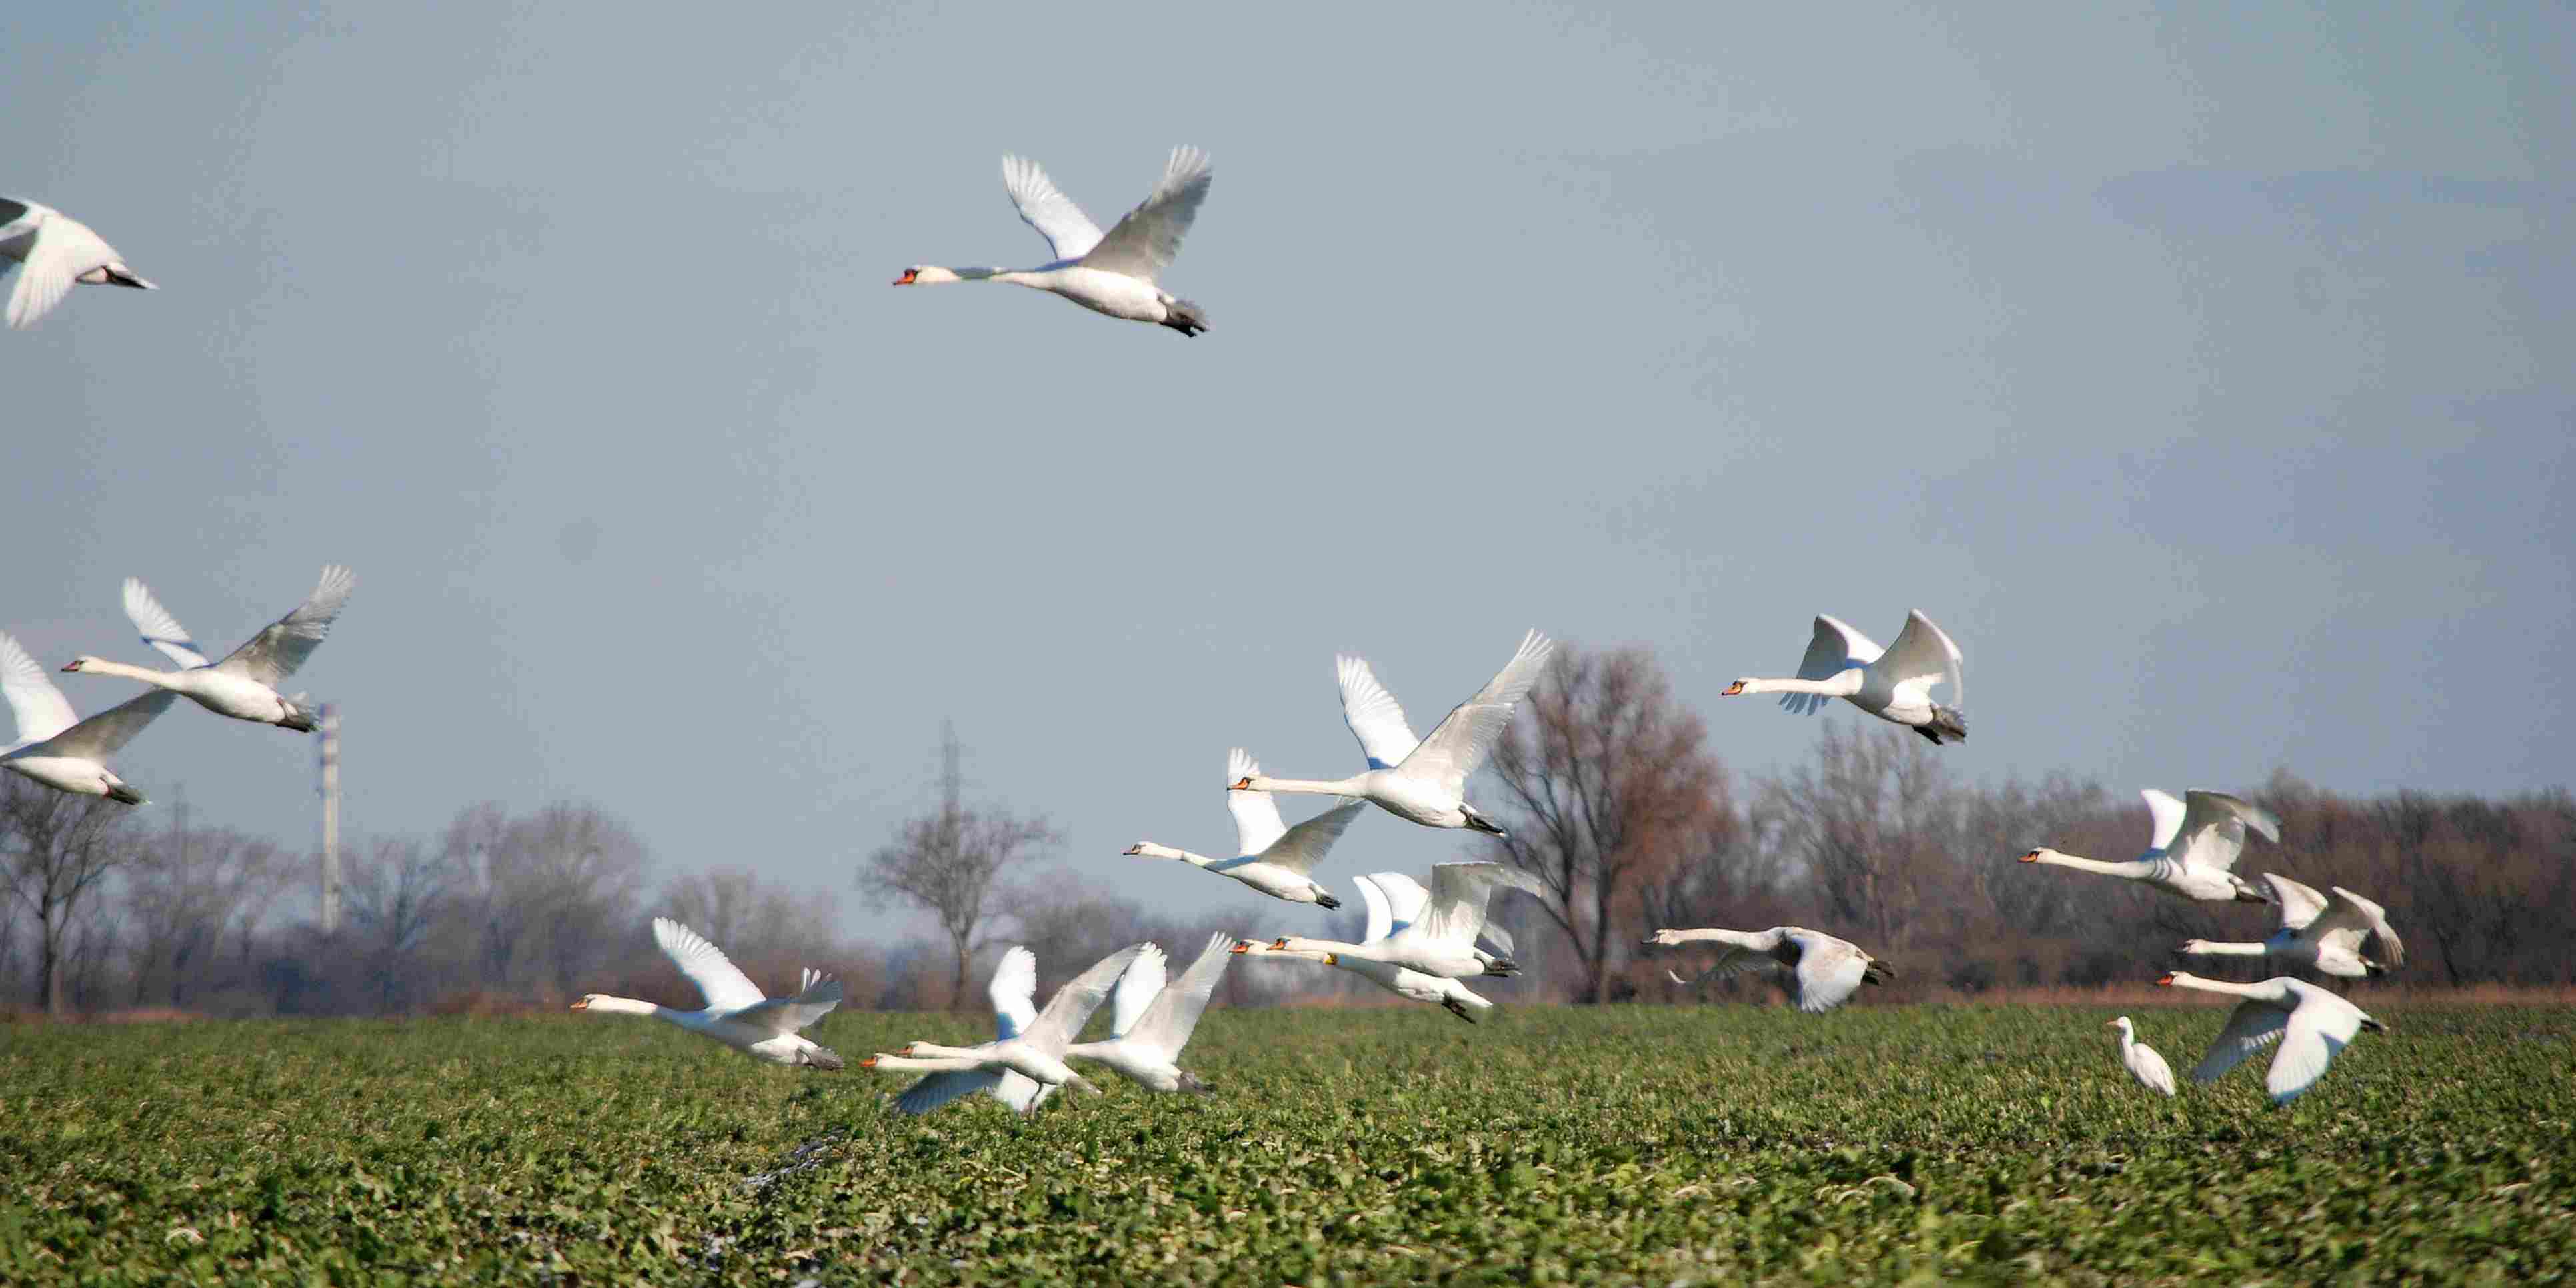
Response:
[4, 1003, 2570, 1285]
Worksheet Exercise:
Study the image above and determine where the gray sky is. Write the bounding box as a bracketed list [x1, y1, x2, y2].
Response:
[6, 1, 2567, 941]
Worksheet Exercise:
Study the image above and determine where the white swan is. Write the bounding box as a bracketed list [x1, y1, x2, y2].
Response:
[1128, 749, 1364, 908]
[1, 631, 177, 804]
[894, 148, 1212, 336]
[1064, 932, 1236, 1094]
[1232, 631, 1554, 835]
[1266, 862, 1542, 979]
[1, 197, 155, 329]
[571, 918, 844, 1069]
[2105, 1016, 2177, 1097]
[867, 945, 1142, 1115]
[1645, 926, 1894, 1013]
[1722, 611, 1966, 743]
[1358, 870, 1518, 973]
[1231, 938, 1495, 1023]
[2021, 789, 2278, 904]
[2179, 873, 2405, 979]
[2157, 970, 2386, 1104]
[62, 567, 356, 733]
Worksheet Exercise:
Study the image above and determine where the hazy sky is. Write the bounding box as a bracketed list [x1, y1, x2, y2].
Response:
[6, 1, 2567, 942]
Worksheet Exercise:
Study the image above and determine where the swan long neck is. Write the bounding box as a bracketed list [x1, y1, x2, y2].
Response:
[2163, 973, 2268, 1001]
[2179, 940, 2267, 958]
[1275, 935, 1368, 960]
[1132, 841, 1212, 867]
[70, 659, 180, 687]
[576, 995, 670, 1020]
[2025, 849, 2155, 878]
[868, 1053, 986, 1073]
[1658, 928, 1760, 948]
[1246, 773, 1368, 797]
[1736, 673, 1863, 698]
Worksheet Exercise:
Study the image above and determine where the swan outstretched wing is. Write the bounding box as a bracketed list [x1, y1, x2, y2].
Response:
[2269, 985, 2367, 1102]
[990, 946, 1039, 1041]
[1416, 862, 1542, 948]
[1872, 611, 1963, 709]
[995, 1071, 1052, 1114]
[1336, 655, 1421, 770]
[1397, 631, 1555, 796]
[5, 206, 117, 330]
[1258, 798, 1364, 877]
[731, 978, 842, 1035]
[652, 917, 767, 1011]
[33, 689, 180, 760]
[2191, 999, 2290, 1085]
[1000, 155, 1104, 262]
[1130, 931, 1236, 1057]
[1022, 945, 1144, 1052]
[1354, 873, 1400, 944]
[1078, 147, 1212, 283]
[2319, 886, 2405, 967]
[1225, 748, 1288, 855]
[1784, 615, 1881, 715]
[1106, 944, 1168, 1040]
[215, 565, 355, 686]
[1783, 930, 1870, 1013]
[1364, 871, 1432, 943]
[2259, 873, 2331, 931]
[2171, 790, 2279, 873]
[121, 579, 211, 669]
[896, 1068, 1005, 1116]
[0, 632, 79, 745]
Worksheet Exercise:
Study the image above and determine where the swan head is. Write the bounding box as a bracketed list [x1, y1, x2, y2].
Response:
[59, 655, 103, 673]
[1721, 680, 1750, 697]
[2155, 971, 2186, 987]
[1228, 776, 1256, 791]
[2017, 847, 2056, 864]
[894, 265, 960, 285]
[570, 995, 599, 1012]
[1641, 928, 1690, 947]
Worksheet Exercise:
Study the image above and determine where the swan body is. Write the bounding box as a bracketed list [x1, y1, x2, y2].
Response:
[1722, 611, 1967, 743]
[1128, 749, 1363, 908]
[1, 632, 176, 803]
[2105, 1016, 2177, 1096]
[2157, 970, 2385, 1104]
[1, 197, 155, 329]
[62, 567, 355, 732]
[1646, 926, 1894, 1013]
[2021, 789, 2279, 904]
[1232, 939, 1494, 1023]
[894, 149, 1212, 336]
[1065, 932, 1236, 1094]
[1268, 862, 1542, 979]
[572, 918, 844, 1069]
[1233, 631, 1554, 833]
[2179, 873, 2405, 978]
[869, 944, 1142, 1115]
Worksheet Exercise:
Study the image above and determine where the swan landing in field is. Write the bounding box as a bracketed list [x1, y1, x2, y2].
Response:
[2020, 789, 2279, 904]
[2157, 971, 2385, 1104]
[2, 197, 155, 329]
[2, 631, 177, 804]
[1645, 926, 1893, 1013]
[572, 918, 845, 1069]
[1722, 611, 1966, 744]
[63, 567, 355, 733]
[894, 148, 1212, 336]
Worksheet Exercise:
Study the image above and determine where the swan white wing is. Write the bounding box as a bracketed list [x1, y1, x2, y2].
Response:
[2172, 791, 2279, 873]
[1871, 611, 1963, 707]
[1258, 798, 1364, 876]
[1367, 871, 1434, 939]
[2128, 1041, 2178, 1095]
[1784, 931, 1870, 1013]
[1224, 748, 1288, 855]
[2261, 873, 2331, 932]
[1677, 945, 1779, 987]
[1479, 919, 1516, 959]
[1784, 615, 1882, 715]
[2190, 999, 2290, 1085]
[2141, 789, 2189, 854]
[0, 198, 33, 237]
[2268, 989, 2365, 1102]
[1396, 631, 1556, 796]
[31, 689, 179, 760]
[1106, 944, 1168, 1040]
[120, 579, 211, 669]
[214, 565, 354, 685]
[896, 1067, 1005, 1116]
[990, 946, 1039, 1042]
[1022, 945, 1144, 1052]
[2321, 887, 2405, 967]
[999, 155, 1104, 261]
[1130, 931, 1235, 1056]
[1416, 862, 1542, 947]
[1354, 873, 1398, 944]
[728, 979, 842, 1035]
[0, 632, 80, 744]
[1336, 655, 1421, 769]
[652, 917, 767, 1011]
[1076, 146, 1211, 283]
[994, 1071, 1052, 1114]
[6, 210, 115, 330]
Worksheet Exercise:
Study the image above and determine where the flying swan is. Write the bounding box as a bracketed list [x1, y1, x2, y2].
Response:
[1232, 631, 1554, 835]
[2020, 789, 2279, 904]
[1265, 862, 1542, 981]
[894, 148, 1213, 336]
[63, 567, 356, 733]
[865, 945, 1143, 1115]
[1644, 926, 1894, 1013]
[2157, 970, 2386, 1104]
[2, 631, 177, 804]
[1232, 938, 1496, 1023]
[2105, 1015, 2177, 1097]
[1063, 932, 1237, 1096]
[1128, 749, 1365, 908]
[2178, 873, 2405, 978]
[2, 197, 155, 329]
[571, 917, 845, 1069]
[1722, 611, 1967, 743]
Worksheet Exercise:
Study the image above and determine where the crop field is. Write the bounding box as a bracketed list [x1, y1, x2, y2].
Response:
[3, 1003, 2571, 1285]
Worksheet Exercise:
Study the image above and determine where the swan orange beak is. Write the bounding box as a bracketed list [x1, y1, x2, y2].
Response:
[1229, 777, 1254, 791]
[2017, 849, 2041, 863]
[1268, 938, 1290, 950]
[2154, 973, 2177, 987]
[1230, 941, 1253, 955]
[860, 1055, 879, 1068]
[1721, 681, 1746, 696]
[893, 269, 918, 285]
[569, 999, 587, 1011]
[59, 661, 79, 673]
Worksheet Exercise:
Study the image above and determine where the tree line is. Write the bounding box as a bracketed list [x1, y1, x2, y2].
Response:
[5, 643, 2567, 1017]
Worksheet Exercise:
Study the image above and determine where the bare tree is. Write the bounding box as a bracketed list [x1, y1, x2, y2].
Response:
[119, 811, 289, 1009]
[1486, 645, 1736, 1003]
[1, 775, 146, 1014]
[862, 725, 1056, 1009]
[343, 836, 455, 1011]
[443, 801, 648, 1000]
